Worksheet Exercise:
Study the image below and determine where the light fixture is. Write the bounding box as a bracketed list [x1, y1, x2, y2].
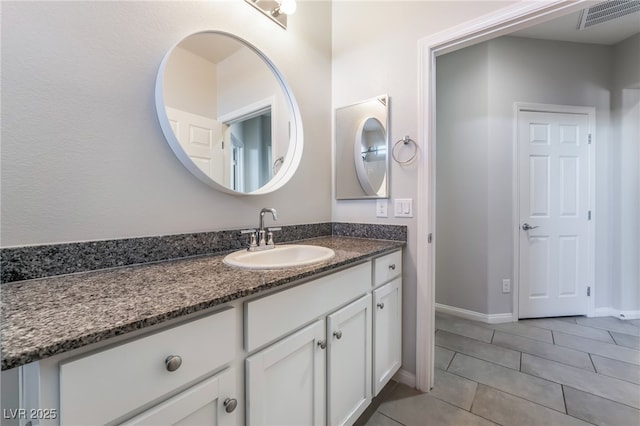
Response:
[245, 0, 297, 29]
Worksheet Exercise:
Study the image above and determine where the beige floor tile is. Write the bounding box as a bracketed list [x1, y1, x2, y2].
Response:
[575, 317, 640, 336]
[610, 331, 640, 350]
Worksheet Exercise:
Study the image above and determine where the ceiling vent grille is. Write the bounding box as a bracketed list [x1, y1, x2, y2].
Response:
[578, 0, 640, 29]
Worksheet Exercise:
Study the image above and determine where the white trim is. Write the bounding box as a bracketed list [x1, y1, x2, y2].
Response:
[593, 308, 640, 320]
[392, 369, 416, 388]
[435, 304, 514, 324]
[416, 0, 592, 394]
[513, 103, 596, 319]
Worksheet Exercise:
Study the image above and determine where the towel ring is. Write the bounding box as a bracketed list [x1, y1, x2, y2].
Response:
[272, 156, 284, 174]
[392, 136, 417, 164]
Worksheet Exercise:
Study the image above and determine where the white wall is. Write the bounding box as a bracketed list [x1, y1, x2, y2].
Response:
[1, 1, 332, 246]
[332, 0, 518, 380]
[436, 34, 639, 316]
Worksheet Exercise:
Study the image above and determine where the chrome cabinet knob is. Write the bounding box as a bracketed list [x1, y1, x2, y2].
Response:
[377, 302, 385, 309]
[165, 355, 182, 372]
[333, 330, 343, 340]
[317, 340, 327, 349]
[389, 264, 396, 270]
[223, 398, 238, 413]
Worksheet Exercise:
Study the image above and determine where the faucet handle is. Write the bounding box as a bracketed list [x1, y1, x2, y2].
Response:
[241, 229, 258, 249]
[267, 227, 282, 232]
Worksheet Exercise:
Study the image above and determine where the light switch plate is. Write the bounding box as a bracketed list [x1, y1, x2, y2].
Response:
[376, 200, 388, 218]
[394, 198, 413, 217]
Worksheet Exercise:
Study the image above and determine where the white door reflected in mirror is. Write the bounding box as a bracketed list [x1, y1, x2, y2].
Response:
[155, 31, 303, 195]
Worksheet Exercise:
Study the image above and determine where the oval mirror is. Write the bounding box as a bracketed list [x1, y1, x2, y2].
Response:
[155, 31, 303, 195]
[335, 95, 389, 199]
[354, 117, 387, 196]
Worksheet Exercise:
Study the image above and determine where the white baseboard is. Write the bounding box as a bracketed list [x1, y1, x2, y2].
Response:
[435, 303, 514, 324]
[593, 307, 640, 320]
[392, 368, 416, 388]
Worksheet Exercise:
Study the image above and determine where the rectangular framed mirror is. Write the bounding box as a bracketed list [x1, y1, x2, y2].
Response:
[335, 95, 390, 200]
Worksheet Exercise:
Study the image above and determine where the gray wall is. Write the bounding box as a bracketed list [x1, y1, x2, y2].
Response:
[436, 35, 639, 315]
[332, 0, 519, 377]
[611, 34, 640, 313]
[1, 1, 332, 247]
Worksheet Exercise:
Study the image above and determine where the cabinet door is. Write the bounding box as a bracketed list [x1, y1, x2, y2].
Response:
[120, 367, 238, 426]
[327, 294, 372, 426]
[373, 278, 402, 396]
[246, 320, 326, 426]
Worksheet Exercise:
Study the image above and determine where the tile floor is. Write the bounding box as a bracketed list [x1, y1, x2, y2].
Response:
[362, 313, 640, 426]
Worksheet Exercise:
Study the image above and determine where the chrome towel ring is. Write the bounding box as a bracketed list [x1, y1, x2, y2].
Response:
[392, 136, 417, 164]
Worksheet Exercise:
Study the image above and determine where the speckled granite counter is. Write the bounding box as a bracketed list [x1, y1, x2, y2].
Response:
[1, 236, 403, 370]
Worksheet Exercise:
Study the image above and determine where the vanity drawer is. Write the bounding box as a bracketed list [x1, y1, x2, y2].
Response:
[373, 250, 402, 287]
[59, 307, 236, 426]
[245, 262, 371, 352]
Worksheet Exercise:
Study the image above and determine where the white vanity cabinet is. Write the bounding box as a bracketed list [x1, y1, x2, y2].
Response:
[56, 307, 240, 426]
[244, 262, 372, 426]
[327, 293, 372, 426]
[16, 248, 402, 426]
[372, 251, 403, 396]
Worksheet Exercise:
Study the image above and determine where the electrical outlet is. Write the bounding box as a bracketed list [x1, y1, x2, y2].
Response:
[502, 279, 511, 293]
[376, 200, 388, 218]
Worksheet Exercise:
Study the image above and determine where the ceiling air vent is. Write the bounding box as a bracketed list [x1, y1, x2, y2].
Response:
[578, 0, 640, 29]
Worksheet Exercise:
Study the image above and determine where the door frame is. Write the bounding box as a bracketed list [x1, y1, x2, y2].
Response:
[416, 0, 591, 393]
[512, 103, 596, 320]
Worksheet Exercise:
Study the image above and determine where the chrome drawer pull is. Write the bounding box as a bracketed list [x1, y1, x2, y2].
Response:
[165, 355, 182, 372]
[333, 330, 343, 340]
[317, 340, 327, 350]
[377, 302, 385, 309]
[388, 264, 396, 270]
[224, 398, 238, 413]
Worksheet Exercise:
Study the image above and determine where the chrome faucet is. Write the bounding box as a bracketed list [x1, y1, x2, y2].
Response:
[243, 208, 280, 251]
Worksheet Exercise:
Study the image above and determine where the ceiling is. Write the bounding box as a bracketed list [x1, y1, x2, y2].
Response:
[511, 5, 640, 45]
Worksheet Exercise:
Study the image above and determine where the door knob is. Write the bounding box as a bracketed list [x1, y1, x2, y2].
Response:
[522, 223, 539, 231]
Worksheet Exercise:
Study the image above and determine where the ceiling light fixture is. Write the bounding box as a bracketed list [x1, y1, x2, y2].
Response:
[246, 0, 297, 29]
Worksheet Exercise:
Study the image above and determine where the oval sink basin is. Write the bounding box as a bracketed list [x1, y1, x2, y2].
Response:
[223, 245, 335, 270]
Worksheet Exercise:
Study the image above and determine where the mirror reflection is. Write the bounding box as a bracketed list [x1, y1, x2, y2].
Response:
[156, 31, 301, 194]
[335, 95, 390, 199]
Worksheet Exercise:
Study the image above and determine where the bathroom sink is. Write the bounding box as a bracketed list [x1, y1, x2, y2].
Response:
[223, 245, 335, 270]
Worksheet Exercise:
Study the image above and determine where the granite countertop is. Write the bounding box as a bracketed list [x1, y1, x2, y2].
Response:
[1, 236, 403, 370]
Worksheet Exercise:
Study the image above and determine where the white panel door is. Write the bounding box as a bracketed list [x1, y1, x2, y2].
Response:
[246, 320, 326, 426]
[518, 110, 591, 318]
[373, 278, 402, 395]
[165, 107, 225, 183]
[327, 294, 372, 426]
